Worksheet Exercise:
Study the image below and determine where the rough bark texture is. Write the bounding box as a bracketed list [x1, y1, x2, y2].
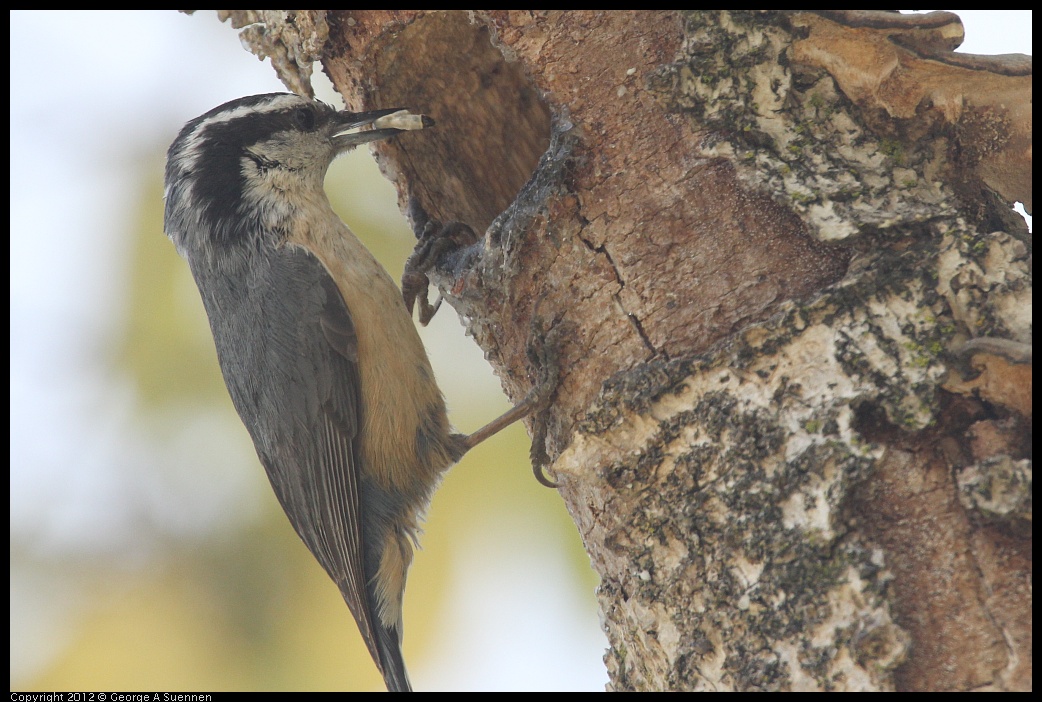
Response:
[218, 10, 1031, 691]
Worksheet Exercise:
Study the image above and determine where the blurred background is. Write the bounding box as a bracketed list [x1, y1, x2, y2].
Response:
[9, 11, 1031, 692]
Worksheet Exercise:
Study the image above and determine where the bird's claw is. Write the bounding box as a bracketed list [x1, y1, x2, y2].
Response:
[402, 218, 480, 326]
[524, 307, 571, 488]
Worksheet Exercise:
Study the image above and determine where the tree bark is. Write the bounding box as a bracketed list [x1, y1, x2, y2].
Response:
[219, 10, 1031, 691]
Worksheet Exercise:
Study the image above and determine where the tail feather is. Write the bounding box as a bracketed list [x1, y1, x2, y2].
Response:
[376, 624, 411, 692]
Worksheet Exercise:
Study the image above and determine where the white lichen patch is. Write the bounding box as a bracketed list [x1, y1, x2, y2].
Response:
[652, 11, 964, 243]
[936, 229, 1032, 343]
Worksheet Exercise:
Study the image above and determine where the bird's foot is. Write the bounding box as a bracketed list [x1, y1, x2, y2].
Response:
[402, 206, 480, 326]
[524, 305, 571, 488]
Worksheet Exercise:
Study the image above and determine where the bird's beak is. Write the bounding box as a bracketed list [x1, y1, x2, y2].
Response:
[332, 108, 435, 153]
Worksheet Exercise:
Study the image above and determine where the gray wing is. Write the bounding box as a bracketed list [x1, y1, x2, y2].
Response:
[202, 244, 383, 668]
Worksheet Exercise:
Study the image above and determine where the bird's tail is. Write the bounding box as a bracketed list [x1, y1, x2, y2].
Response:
[376, 622, 411, 692]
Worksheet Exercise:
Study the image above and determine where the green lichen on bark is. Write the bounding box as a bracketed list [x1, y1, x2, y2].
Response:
[523, 9, 1028, 691]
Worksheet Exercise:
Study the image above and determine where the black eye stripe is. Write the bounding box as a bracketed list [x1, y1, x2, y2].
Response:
[245, 151, 281, 172]
[293, 106, 318, 131]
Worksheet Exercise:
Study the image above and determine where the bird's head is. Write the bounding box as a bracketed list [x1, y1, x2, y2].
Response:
[164, 93, 432, 263]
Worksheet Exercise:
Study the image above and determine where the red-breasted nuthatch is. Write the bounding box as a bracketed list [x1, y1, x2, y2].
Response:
[164, 93, 539, 691]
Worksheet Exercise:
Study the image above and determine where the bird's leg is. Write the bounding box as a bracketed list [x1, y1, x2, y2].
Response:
[455, 305, 567, 487]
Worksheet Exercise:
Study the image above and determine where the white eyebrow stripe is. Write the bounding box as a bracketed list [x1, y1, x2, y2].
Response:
[174, 94, 310, 171]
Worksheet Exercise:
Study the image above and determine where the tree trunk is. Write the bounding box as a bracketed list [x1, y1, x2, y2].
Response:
[220, 10, 1031, 691]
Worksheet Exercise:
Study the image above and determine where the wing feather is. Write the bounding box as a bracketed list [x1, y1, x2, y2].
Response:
[205, 244, 385, 672]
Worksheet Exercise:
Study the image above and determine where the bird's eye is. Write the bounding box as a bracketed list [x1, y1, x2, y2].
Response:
[293, 107, 317, 132]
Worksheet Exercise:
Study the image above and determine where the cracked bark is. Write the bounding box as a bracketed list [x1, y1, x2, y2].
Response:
[216, 10, 1030, 691]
